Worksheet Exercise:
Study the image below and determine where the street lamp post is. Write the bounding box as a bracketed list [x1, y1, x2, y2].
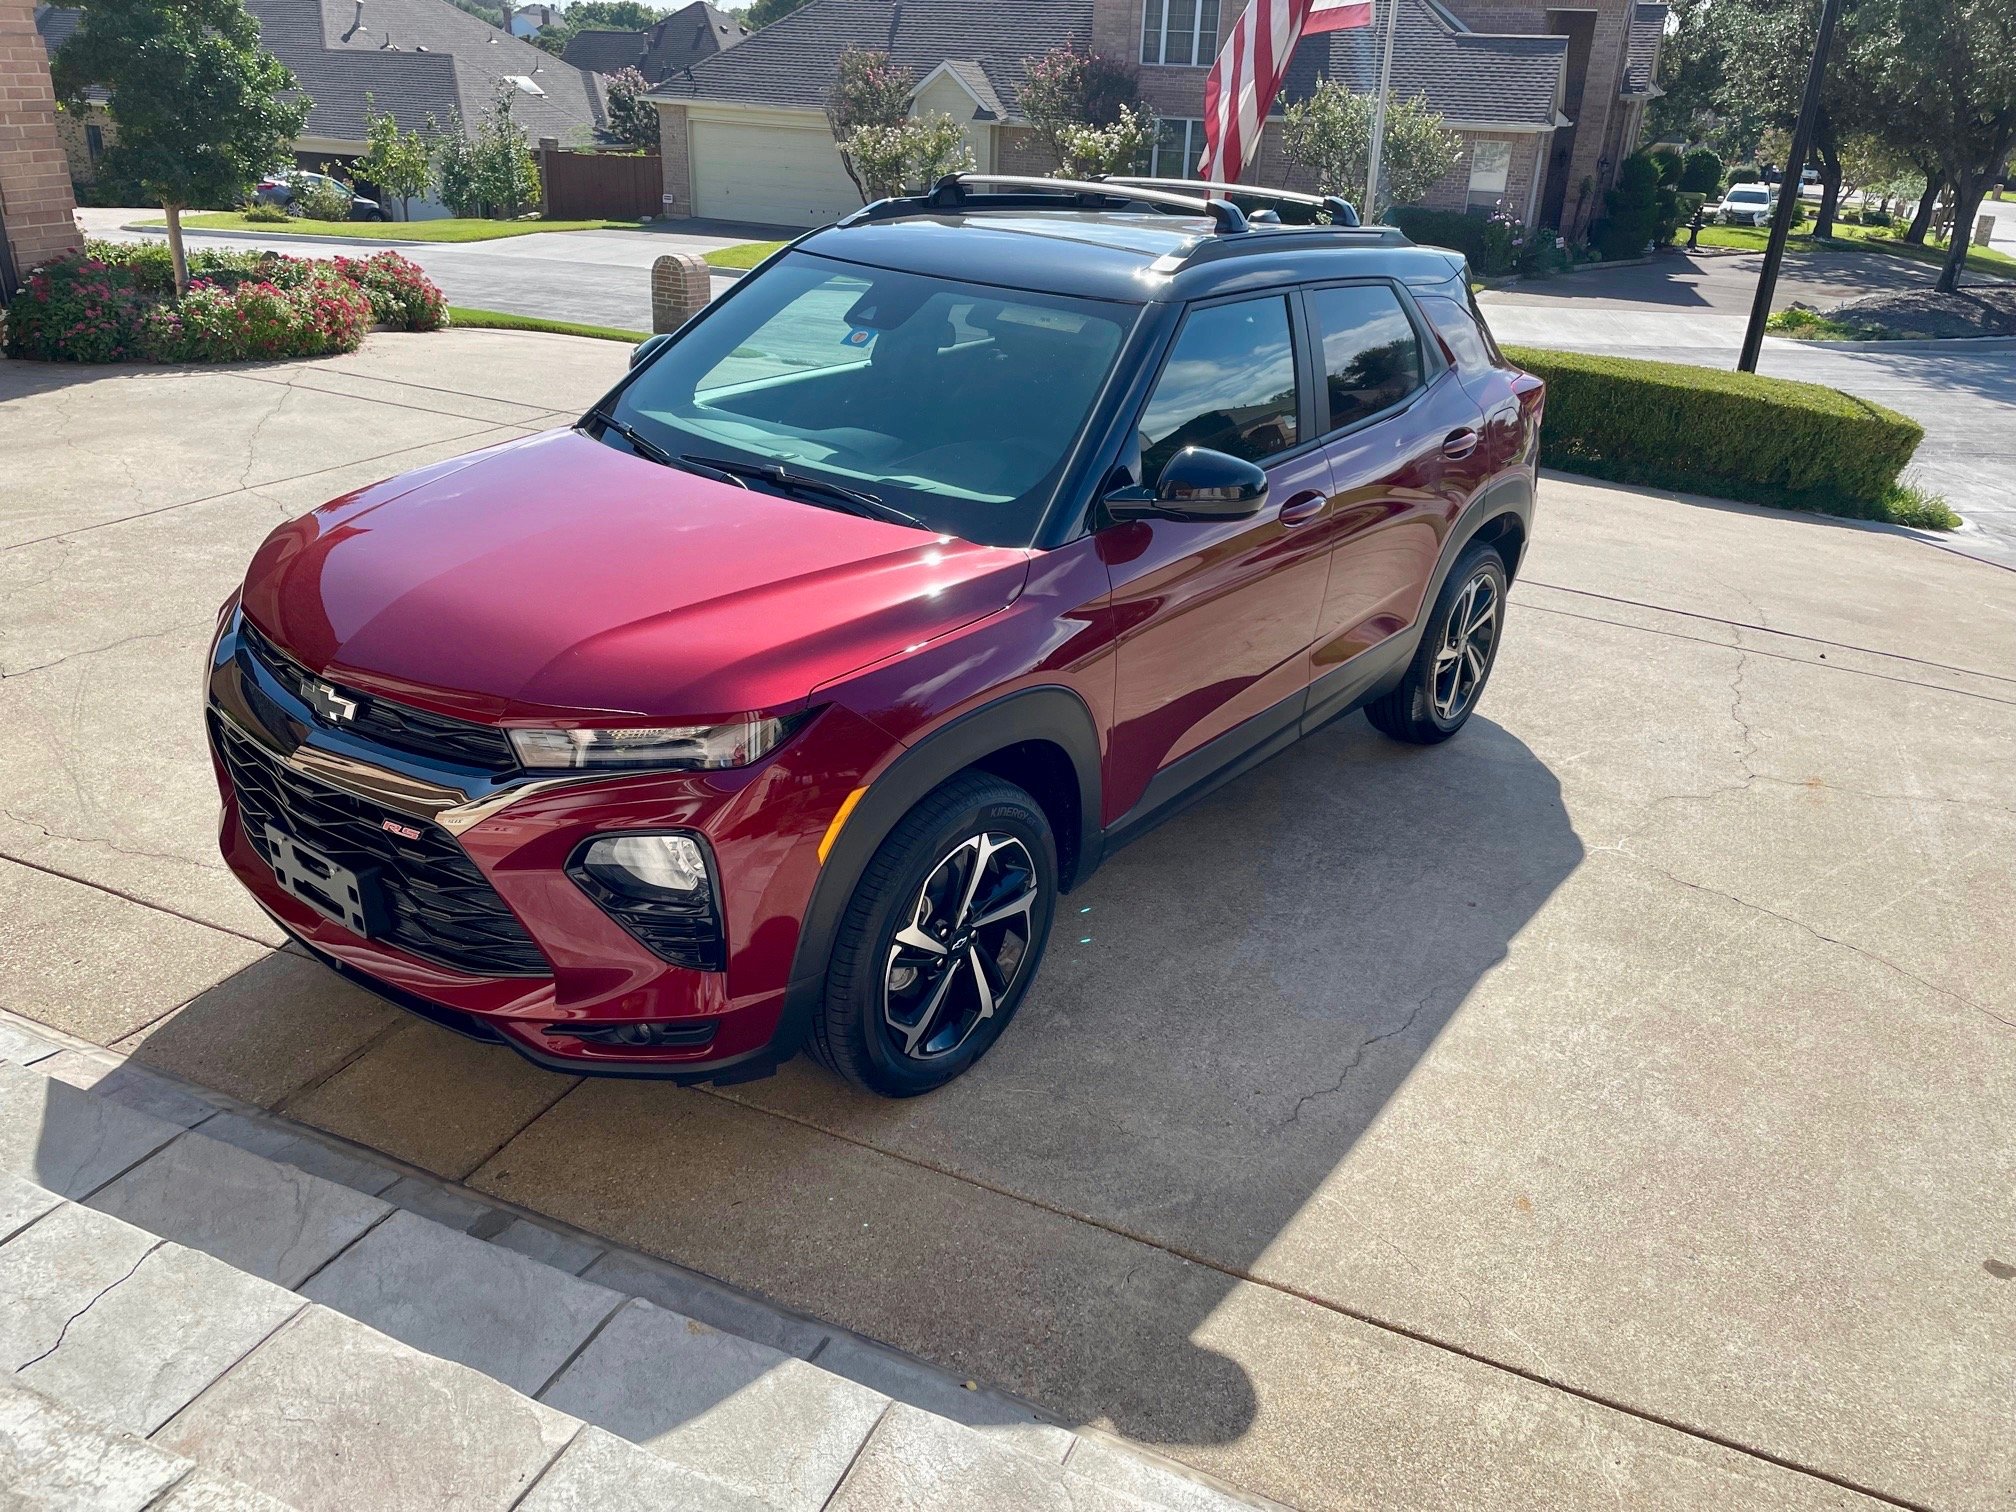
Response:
[1737, 0, 1846, 373]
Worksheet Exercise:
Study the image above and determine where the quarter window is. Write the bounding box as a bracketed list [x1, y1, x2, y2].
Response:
[1415, 293, 1493, 377]
[1141, 0, 1221, 66]
[1310, 285, 1424, 430]
[1140, 297, 1298, 484]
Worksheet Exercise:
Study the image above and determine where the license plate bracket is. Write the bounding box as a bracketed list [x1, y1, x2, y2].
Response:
[263, 825, 387, 938]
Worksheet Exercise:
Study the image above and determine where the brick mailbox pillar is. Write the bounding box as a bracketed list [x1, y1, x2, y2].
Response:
[651, 252, 710, 334]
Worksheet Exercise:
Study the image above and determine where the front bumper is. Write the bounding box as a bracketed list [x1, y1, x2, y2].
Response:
[206, 612, 881, 1077]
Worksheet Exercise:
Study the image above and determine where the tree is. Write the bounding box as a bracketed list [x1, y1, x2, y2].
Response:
[606, 67, 661, 152]
[1854, 0, 2016, 289]
[1679, 146, 1724, 194]
[354, 97, 435, 220]
[566, 1, 667, 29]
[1596, 150, 1662, 259]
[49, 0, 308, 296]
[1715, 0, 1862, 235]
[1648, 0, 1727, 143]
[840, 114, 975, 198]
[825, 47, 914, 201]
[1020, 44, 1148, 174]
[747, 0, 812, 28]
[436, 86, 542, 219]
[1280, 81, 1461, 210]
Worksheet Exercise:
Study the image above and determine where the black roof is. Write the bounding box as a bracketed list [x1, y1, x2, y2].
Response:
[561, 1, 747, 83]
[647, 0, 1092, 120]
[1622, 3, 1669, 96]
[1283, 0, 1567, 129]
[795, 205, 1464, 306]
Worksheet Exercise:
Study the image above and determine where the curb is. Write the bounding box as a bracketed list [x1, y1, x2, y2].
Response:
[1784, 333, 2016, 353]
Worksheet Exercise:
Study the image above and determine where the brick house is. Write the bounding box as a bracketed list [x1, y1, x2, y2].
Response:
[649, 0, 1662, 235]
[1, 0, 81, 298]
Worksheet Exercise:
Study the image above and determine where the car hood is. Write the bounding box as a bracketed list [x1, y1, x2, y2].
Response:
[239, 429, 1032, 721]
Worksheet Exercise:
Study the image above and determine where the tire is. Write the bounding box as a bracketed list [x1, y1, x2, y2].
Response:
[809, 772, 1058, 1097]
[1365, 542, 1509, 745]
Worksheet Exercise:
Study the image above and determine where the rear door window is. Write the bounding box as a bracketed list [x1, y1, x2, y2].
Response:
[1309, 284, 1424, 432]
[1139, 296, 1299, 485]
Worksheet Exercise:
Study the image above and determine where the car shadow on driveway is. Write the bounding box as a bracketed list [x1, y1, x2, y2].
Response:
[119, 710, 1582, 1454]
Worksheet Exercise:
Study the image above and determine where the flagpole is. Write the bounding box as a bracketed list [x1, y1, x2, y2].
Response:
[1362, 0, 1401, 221]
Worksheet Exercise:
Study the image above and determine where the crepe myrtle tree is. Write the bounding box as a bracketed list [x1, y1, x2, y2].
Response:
[826, 47, 916, 201]
[842, 114, 975, 199]
[1281, 81, 1461, 210]
[1021, 43, 1150, 176]
[50, 0, 308, 296]
[606, 67, 662, 152]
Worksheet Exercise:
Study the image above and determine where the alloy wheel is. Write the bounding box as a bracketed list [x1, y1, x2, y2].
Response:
[883, 832, 1039, 1061]
[1432, 569, 1500, 722]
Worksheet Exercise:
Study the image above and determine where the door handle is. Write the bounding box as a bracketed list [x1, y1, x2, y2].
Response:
[1442, 428, 1480, 460]
[1278, 489, 1326, 525]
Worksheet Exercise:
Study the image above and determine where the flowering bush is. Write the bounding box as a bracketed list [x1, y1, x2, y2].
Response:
[4, 241, 441, 363]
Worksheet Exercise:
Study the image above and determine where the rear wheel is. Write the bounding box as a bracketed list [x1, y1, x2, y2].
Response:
[1365, 542, 1508, 744]
[810, 773, 1057, 1097]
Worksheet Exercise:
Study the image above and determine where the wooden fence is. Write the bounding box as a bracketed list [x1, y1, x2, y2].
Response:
[539, 144, 664, 221]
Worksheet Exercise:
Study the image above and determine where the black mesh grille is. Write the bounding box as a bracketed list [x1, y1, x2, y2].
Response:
[239, 619, 518, 773]
[213, 716, 549, 977]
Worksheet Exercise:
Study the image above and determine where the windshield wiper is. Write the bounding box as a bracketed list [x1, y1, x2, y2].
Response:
[679, 453, 923, 528]
[585, 407, 749, 487]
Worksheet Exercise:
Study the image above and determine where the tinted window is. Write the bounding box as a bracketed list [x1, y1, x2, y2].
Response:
[1417, 293, 1493, 377]
[1140, 297, 1298, 485]
[615, 253, 1136, 547]
[1312, 285, 1423, 430]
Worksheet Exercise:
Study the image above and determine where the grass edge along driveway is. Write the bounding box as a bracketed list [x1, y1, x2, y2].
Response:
[145, 212, 652, 242]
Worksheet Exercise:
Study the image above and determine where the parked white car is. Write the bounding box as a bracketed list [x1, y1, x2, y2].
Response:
[1717, 183, 1776, 226]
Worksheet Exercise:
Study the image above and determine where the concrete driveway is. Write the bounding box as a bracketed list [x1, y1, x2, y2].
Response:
[3, 332, 2012, 1511]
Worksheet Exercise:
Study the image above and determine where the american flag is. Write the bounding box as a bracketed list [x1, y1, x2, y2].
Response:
[1198, 0, 1376, 183]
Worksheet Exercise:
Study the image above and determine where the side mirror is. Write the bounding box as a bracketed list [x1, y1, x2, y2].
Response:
[1105, 446, 1270, 523]
[630, 332, 673, 370]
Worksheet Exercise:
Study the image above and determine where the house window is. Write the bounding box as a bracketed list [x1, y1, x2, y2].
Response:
[1466, 139, 1512, 212]
[85, 125, 104, 163]
[1141, 0, 1221, 67]
[1150, 119, 1203, 178]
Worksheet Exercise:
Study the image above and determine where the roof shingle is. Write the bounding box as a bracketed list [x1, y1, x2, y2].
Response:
[1622, 2, 1668, 96]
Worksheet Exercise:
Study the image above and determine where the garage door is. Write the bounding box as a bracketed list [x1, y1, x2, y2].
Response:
[690, 119, 864, 229]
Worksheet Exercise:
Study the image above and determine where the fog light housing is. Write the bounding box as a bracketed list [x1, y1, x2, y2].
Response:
[568, 830, 724, 970]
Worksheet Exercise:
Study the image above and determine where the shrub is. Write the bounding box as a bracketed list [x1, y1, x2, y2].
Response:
[1518, 227, 1573, 278]
[1648, 145, 1684, 185]
[291, 174, 356, 222]
[1861, 207, 1893, 227]
[1596, 152, 1661, 260]
[1725, 164, 1760, 187]
[240, 199, 291, 223]
[1502, 345, 1924, 519]
[5, 241, 439, 363]
[1679, 147, 1723, 195]
[1653, 185, 1682, 245]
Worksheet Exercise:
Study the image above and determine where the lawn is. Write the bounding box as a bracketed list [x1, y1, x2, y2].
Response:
[447, 307, 646, 343]
[148, 213, 650, 242]
[704, 240, 789, 270]
[1695, 219, 2016, 279]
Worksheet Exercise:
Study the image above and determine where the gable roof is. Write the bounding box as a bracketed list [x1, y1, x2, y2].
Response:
[1621, 2, 1668, 97]
[1285, 0, 1568, 129]
[648, 0, 1092, 123]
[39, 0, 608, 146]
[564, 2, 748, 83]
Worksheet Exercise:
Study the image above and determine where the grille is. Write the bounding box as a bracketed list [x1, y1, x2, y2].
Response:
[213, 716, 549, 977]
[239, 619, 518, 773]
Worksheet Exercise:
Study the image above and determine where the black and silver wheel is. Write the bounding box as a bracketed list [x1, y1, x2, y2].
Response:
[812, 773, 1057, 1096]
[1365, 542, 1508, 744]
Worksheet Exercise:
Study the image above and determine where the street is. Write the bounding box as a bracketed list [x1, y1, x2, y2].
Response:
[4, 328, 2012, 1510]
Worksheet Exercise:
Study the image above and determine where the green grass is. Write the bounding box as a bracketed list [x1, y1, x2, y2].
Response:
[149, 213, 650, 242]
[703, 239, 789, 270]
[1696, 218, 2016, 278]
[1880, 482, 1962, 531]
[446, 307, 647, 343]
[1765, 307, 1889, 341]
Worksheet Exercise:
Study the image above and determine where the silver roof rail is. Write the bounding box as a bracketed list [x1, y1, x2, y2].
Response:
[913, 173, 1251, 234]
[1101, 176, 1362, 227]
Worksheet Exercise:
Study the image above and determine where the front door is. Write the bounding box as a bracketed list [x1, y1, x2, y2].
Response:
[1097, 293, 1333, 823]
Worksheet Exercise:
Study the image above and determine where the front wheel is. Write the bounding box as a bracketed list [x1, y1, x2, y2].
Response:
[810, 773, 1057, 1097]
[1365, 543, 1508, 744]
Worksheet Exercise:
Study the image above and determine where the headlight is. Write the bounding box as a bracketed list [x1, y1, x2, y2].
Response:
[508, 713, 803, 771]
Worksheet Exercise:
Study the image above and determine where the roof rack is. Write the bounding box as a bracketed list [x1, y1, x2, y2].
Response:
[1101, 177, 1363, 227]
[840, 173, 1251, 234]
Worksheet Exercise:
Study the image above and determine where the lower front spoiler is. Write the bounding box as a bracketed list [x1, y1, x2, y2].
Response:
[277, 921, 785, 1086]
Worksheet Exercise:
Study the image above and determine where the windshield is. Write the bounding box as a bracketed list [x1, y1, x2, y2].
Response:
[611, 251, 1139, 546]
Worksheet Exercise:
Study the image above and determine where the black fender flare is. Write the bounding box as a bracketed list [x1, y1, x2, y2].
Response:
[1427, 472, 1533, 609]
[774, 685, 1103, 1054]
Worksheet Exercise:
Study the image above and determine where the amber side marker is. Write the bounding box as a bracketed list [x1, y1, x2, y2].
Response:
[818, 787, 869, 864]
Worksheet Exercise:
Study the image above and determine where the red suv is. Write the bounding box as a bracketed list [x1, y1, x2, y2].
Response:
[207, 176, 1541, 1096]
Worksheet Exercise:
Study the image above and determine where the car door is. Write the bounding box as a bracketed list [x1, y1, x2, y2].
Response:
[1301, 280, 1488, 725]
[1097, 293, 1335, 822]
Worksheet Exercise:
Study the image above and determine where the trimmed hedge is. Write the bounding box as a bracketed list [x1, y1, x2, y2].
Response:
[1503, 345, 1924, 518]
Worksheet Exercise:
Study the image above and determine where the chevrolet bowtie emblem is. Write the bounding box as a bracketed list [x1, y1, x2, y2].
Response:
[305, 679, 359, 723]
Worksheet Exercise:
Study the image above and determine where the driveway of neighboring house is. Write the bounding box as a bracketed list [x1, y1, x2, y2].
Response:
[3, 329, 2013, 1512]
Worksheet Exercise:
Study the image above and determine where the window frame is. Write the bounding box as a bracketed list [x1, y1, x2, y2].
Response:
[1149, 118, 1205, 179]
[1140, 0, 1221, 67]
[1127, 289, 1324, 494]
[1465, 139, 1512, 212]
[1296, 278, 1447, 441]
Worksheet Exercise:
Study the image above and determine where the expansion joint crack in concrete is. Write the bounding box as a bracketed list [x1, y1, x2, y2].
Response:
[0, 805, 228, 873]
[0, 614, 215, 681]
[16, 1239, 163, 1371]
[1273, 986, 1440, 1132]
